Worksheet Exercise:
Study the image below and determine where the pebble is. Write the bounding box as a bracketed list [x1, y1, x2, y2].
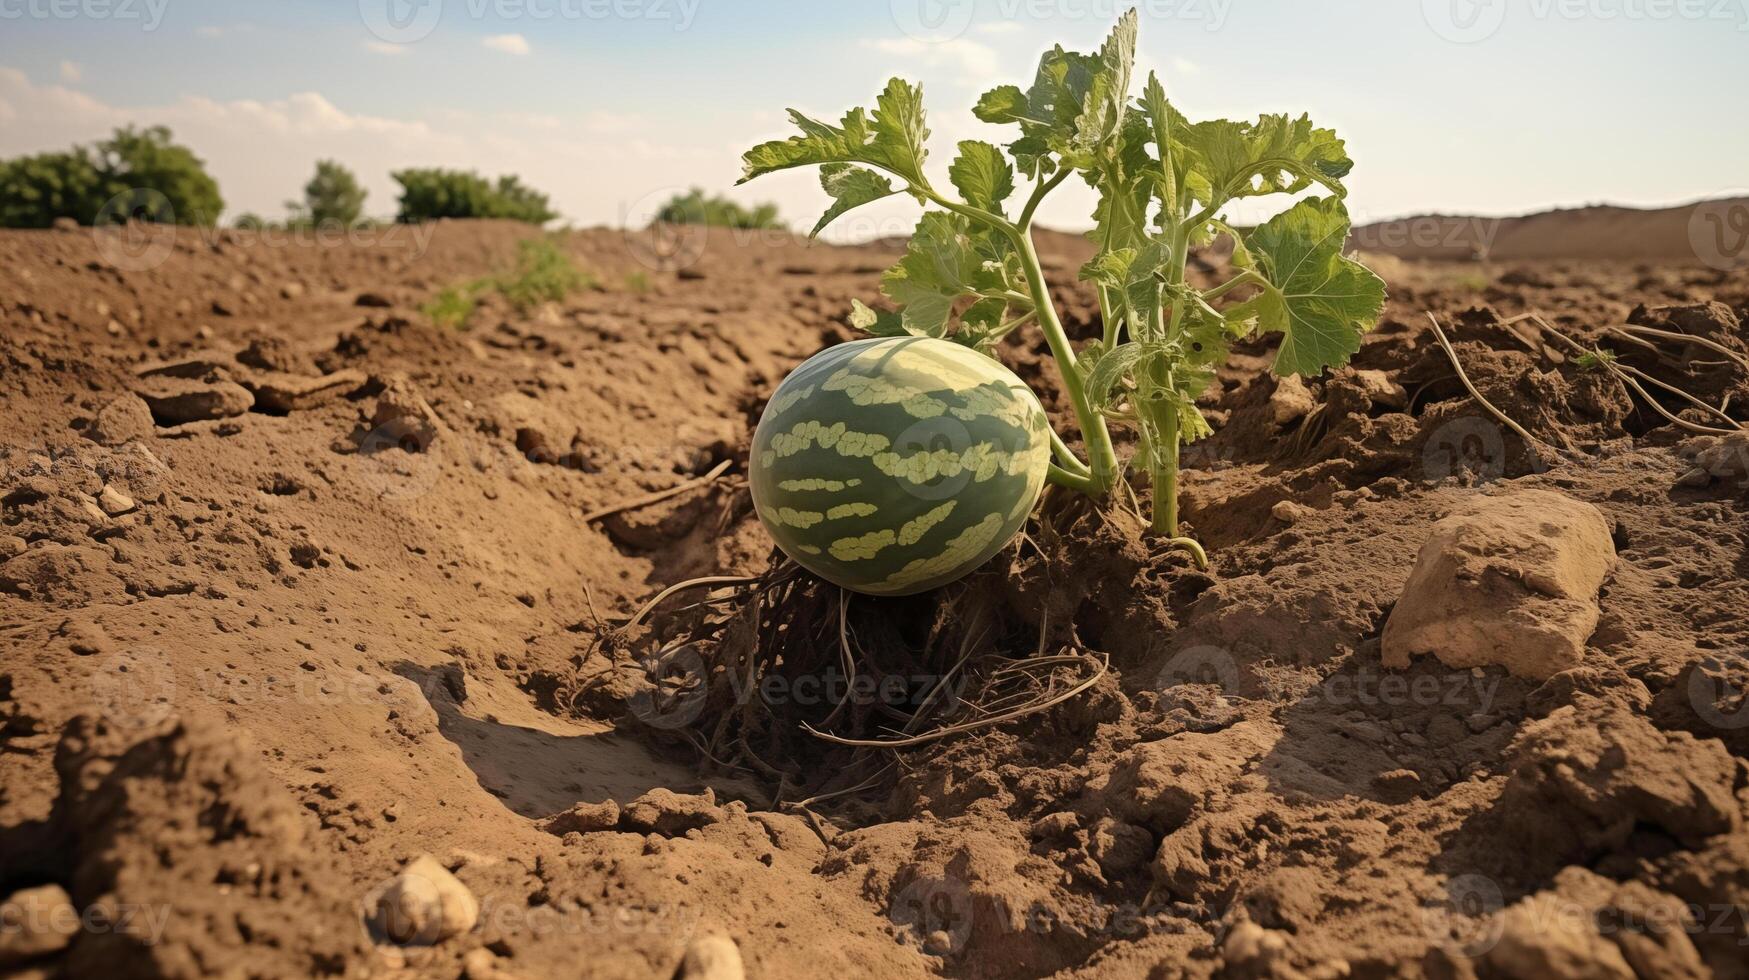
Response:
[97, 485, 136, 516]
[679, 931, 745, 979]
[0, 883, 79, 965]
[368, 854, 479, 945]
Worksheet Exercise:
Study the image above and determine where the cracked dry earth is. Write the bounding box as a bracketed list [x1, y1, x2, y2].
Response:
[1, 219, 1748, 979]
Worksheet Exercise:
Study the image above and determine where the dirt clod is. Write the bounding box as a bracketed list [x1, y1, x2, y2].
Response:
[1382, 489, 1616, 679]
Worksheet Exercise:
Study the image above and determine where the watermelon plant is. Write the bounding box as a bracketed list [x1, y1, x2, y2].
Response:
[740, 10, 1384, 578]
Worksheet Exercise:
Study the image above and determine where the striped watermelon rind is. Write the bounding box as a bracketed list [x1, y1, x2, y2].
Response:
[749, 336, 1051, 596]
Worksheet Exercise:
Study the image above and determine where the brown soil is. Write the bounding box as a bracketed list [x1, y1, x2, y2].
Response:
[2, 217, 1748, 979]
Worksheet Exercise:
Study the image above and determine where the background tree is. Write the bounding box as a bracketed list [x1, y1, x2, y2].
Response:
[391, 168, 557, 224]
[291, 160, 367, 228]
[656, 188, 783, 229]
[0, 126, 223, 228]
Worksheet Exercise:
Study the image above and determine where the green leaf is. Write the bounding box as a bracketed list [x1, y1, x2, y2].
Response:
[1174, 113, 1351, 214]
[972, 10, 1138, 174]
[1084, 338, 1182, 411]
[880, 212, 1004, 338]
[812, 164, 896, 236]
[948, 141, 1015, 215]
[740, 78, 930, 190]
[953, 296, 1009, 352]
[848, 298, 910, 338]
[1239, 196, 1385, 377]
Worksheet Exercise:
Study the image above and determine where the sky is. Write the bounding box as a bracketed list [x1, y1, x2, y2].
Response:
[1, 0, 1745, 239]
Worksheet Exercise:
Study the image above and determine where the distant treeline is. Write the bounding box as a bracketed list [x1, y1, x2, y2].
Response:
[0, 126, 783, 232]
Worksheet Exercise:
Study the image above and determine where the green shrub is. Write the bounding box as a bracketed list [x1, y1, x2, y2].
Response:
[292, 160, 367, 228]
[391, 168, 557, 224]
[655, 188, 783, 229]
[0, 126, 223, 228]
[422, 236, 595, 329]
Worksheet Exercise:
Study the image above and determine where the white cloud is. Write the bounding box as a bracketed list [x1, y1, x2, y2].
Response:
[482, 34, 531, 56]
[860, 37, 999, 82]
[363, 41, 408, 56]
[59, 60, 82, 83]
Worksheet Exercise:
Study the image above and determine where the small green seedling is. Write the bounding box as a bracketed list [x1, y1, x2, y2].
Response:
[739, 10, 1385, 565]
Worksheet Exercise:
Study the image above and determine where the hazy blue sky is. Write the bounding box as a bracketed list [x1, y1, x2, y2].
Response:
[1, 0, 1744, 237]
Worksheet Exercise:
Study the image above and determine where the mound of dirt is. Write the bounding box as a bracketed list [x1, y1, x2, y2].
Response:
[2, 219, 1747, 979]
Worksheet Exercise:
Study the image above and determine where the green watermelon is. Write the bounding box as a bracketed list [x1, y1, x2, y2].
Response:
[749, 336, 1051, 596]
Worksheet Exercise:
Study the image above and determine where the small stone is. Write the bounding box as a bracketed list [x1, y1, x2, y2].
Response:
[1271, 500, 1308, 525]
[462, 947, 513, 980]
[1486, 893, 1634, 979]
[368, 854, 479, 946]
[1029, 811, 1078, 838]
[280, 282, 306, 300]
[923, 930, 954, 956]
[367, 375, 440, 450]
[52, 216, 78, 232]
[355, 291, 393, 308]
[1349, 368, 1408, 409]
[620, 788, 723, 836]
[105, 319, 125, 336]
[1382, 490, 1616, 680]
[1269, 374, 1316, 425]
[137, 377, 255, 426]
[679, 931, 745, 979]
[541, 799, 619, 836]
[97, 485, 136, 516]
[0, 883, 79, 965]
[88, 395, 156, 446]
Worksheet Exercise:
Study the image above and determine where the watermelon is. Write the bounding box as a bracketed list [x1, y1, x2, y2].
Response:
[749, 336, 1051, 596]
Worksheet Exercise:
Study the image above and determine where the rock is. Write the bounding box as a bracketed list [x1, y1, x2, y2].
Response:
[368, 854, 479, 946]
[96, 485, 136, 516]
[1349, 368, 1408, 409]
[1269, 374, 1316, 425]
[367, 375, 440, 450]
[1221, 921, 1293, 976]
[236, 336, 316, 374]
[241, 369, 367, 413]
[1382, 490, 1616, 680]
[1494, 701, 1739, 852]
[87, 395, 156, 446]
[52, 216, 78, 232]
[678, 931, 745, 979]
[462, 947, 517, 980]
[1676, 431, 1748, 490]
[541, 799, 619, 836]
[137, 377, 254, 426]
[1089, 819, 1153, 877]
[1029, 811, 1078, 839]
[0, 884, 78, 965]
[279, 282, 306, 300]
[1271, 500, 1309, 525]
[1486, 892, 1634, 980]
[355, 291, 392, 308]
[620, 788, 723, 836]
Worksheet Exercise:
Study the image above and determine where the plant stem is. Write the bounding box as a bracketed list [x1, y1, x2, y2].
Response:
[1009, 227, 1120, 495]
[1046, 462, 1097, 493]
[1150, 403, 1180, 534]
[1049, 428, 1092, 475]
